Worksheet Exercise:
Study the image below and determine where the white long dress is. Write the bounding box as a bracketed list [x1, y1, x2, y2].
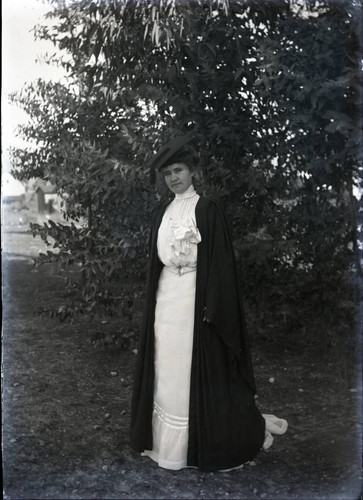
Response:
[142, 185, 201, 470]
[142, 185, 288, 470]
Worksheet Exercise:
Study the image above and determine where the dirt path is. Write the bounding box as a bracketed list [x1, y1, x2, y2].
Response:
[2, 230, 362, 499]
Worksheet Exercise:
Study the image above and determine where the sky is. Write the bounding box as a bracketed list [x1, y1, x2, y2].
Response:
[2, 0, 65, 175]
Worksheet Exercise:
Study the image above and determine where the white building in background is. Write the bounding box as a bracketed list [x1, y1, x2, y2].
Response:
[2, 173, 62, 216]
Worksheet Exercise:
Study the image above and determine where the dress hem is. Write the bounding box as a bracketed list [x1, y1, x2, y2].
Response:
[141, 450, 188, 470]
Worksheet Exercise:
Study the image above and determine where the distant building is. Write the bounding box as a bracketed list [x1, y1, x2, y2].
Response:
[34, 180, 59, 213]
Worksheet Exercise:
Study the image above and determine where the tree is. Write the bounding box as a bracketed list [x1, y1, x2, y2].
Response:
[10, 0, 361, 349]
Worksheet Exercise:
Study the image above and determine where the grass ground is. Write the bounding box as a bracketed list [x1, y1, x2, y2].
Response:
[2, 206, 362, 499]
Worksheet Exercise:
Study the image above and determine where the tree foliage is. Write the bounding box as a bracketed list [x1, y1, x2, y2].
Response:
[10, 0, 361, 348]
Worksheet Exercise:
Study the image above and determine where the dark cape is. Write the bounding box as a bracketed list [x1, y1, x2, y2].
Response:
[130, 196, 266, 471]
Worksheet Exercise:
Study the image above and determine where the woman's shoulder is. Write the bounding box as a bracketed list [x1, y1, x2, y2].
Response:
[150, 198, 172, 226]
[197, 195, 226, 213]
[153, 197, 172, 213]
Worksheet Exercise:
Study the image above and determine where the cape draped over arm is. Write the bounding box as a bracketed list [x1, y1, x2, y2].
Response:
[197, 197, 256, 396]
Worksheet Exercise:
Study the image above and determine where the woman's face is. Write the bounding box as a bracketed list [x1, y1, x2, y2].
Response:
[161, 162, 194, 195]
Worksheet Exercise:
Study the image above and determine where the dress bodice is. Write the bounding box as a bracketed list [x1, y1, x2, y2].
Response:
[157, 186, 201, 269]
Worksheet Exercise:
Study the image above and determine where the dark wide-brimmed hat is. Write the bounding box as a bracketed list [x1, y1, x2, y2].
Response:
[149, 134, 194, 172]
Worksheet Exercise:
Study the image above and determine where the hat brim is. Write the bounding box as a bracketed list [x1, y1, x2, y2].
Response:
[149, 134, 194, 171]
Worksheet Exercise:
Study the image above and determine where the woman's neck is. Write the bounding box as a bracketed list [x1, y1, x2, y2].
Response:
[174, 184, 196, 200]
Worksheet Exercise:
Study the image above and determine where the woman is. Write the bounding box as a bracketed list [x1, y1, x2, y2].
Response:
[130, 136, 287, 471]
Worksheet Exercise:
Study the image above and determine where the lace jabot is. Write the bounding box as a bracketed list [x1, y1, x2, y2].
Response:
[157, 185, 201, 269]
